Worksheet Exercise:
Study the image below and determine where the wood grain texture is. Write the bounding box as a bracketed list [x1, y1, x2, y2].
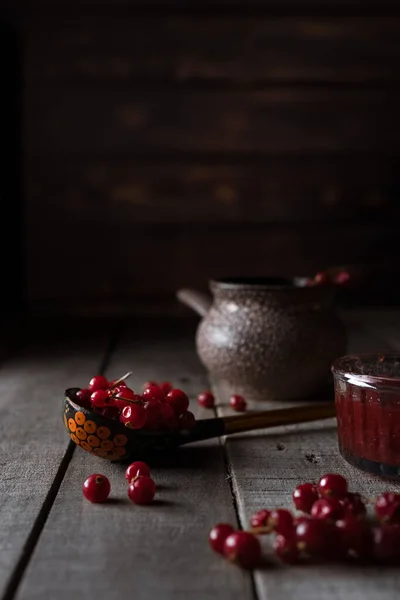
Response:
[25, 155, 399, 225]
[24, 17, 400, 84]
[15, 322, 251, 600]
[25, 88, 400, 154]
[0, 321, 110, 598]
[25, 220, 396, 303]
[213, 310, 400, 600]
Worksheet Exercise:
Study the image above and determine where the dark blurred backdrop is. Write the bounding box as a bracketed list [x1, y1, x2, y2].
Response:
[1, 1, 400, 317]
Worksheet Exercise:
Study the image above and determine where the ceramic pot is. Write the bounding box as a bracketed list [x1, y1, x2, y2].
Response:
[177, 277, 347, 401]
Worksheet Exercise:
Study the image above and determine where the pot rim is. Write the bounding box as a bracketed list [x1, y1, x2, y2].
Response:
[210, 276, 332, 291]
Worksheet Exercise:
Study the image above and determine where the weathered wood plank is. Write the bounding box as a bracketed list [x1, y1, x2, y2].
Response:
[25, 155, 398, 225]
[25, 88, 400, 154]
[15, 322, 251, 600]
[24, 17, 400, 84]
[213, 311, 400, 600]
[0, 320, 110, 599]
[26, 220, 396, 305]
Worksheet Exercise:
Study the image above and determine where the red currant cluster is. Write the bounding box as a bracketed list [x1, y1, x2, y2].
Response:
[209, 473, 400, 568]
[82, 461, 156, 505]
[75, 374, 196, 433]
[197, 391, 247, 412]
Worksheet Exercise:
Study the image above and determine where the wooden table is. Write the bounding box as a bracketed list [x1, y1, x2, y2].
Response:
[0, 310, 399, 600]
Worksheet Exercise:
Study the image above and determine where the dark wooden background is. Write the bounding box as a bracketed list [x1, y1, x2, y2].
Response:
[2, 1, 400, 315]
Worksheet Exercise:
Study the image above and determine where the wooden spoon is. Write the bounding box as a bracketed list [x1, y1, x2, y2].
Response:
[64, 389, 336, 462]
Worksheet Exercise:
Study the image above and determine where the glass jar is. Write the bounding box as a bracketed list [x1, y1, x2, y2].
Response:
[332, 354, 400, 479]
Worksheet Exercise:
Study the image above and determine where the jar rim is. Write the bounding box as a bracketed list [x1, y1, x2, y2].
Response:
[332, 353, 400, 387]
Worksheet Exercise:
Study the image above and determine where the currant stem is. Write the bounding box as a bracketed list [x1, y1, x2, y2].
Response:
[112, 371, 133, 386]
[110, 394, 141, 405]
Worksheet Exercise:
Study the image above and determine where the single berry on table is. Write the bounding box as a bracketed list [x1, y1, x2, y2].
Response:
[223, 531, 261, 569]
[318, 473, 348, 498]
[125, 461, 151, 481]
[274, 534, 300, 564]
[165, 389, 189, 416]
[269, 509, 294, 537]
[128, 476, 156, 505]
[293, 483, 319, 513]
[375, 491, 400, 523]
[197, 391, 215, 409]
[159, 381, 173, 396]
[311, 497, 345, 522]
[250, 509, 271, 531]
[88, 375, 109, 392]
[90, 389, 113, 408]
[179, 411, 196, 432]
[340, 492, 366, 518]
[373, 524, 400, 563]
[209, 523, 235, 554]
[229, 395, 247, 412]
[82, 474, 111, 503]
[120, 404, 147, 429]
[336, 515, 372, 561]
[143, 399, 163, 429]
[142, 384, 165, 402]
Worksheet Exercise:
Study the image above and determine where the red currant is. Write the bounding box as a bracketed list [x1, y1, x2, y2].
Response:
[334, 270, 351, 285]
[197, 391, 215, 409]
[125, 461, 151, 482]
[128, 476, 156, 505]
[99, 406, 121, 420]
[120, 404, 147, 429]
[313, 271, 330, 285]
[209, 523, 235, 554]
[142, 381, 158, 391]
[88, 375, 109, 392]
[336, 516, 372, 561]
[113, 389, 141, 410]
[294, 515, 309, 527]
[159, 381, 173, 396]
[311, 497, 345, 522]
[142, 384, 165, 402]
[373, 524, 400, 563]
[159, 402, 177, 429]
[165, 389, 189, 416]
[76, 388, 91, 408]
[82, 474, 111, 503]
[108, 379, 127, 388]
[269, 509, 294, 537]
[296, 518, 333, 557]
[340, 492, 366, 518]
[90, 389, 113, 408]
[375, 492, 400, 523]
[293, 483, 319, 514]
[179, 411, 196, 432]
[250, 509, 271, 531]
[143, 399, 163, 429]
[223, 531, 261, 569]
[274, 534, 300, 564]
[318, 473, 348, 498]
[229, 395, 247, 412]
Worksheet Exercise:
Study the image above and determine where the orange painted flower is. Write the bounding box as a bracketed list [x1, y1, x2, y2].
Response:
[68, 418, 77, 433]
[80, 441, 92, 452]
[75, 412, 86, 426]
[113, 434, 128, 447]
[97, 426, 111, 440]
[70, 433, 80, 445]
[100, 440, 113, 452]
[87, 435, 100, 448]
[76, 427, 87, 441]
[84, 420, 97, 434]
[114, 447, 126, 457]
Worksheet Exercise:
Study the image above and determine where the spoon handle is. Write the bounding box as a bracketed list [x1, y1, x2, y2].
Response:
[221, 402, 336, 435]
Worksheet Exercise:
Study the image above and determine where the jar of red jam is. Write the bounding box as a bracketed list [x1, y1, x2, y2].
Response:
[332, 354, 400, 479]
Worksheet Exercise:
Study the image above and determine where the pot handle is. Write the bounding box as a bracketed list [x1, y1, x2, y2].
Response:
[176, 288, 212, 318]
